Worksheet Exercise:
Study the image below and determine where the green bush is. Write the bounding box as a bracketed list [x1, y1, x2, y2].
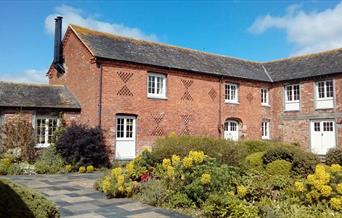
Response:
[79, 166, 86, 173]
[0, 158, 11, 175]
[263, 147, 294, 164]
[133, 179, 169, 207]
[86, 165, 94, 173]
[34, 145, 65, 174]
[0, 179, 60, 218]
[325, 149, 342, 165]
[244, 152, 264, 170]
[152, 135, 248, 166]
[292, 151, 319, 175]
[203, 193, 258, 218]
[266, 160, 292, 176]
[243, 140, 271, 153]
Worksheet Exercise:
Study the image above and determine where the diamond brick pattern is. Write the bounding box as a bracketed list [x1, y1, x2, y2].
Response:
[181, 79, 194, 101]
[208, 88, 217, 100]
[181, 114, 192, 135]
[117, 85, 133, 96]
[151, 113, 165, 136]
[117, 71, 133, 83]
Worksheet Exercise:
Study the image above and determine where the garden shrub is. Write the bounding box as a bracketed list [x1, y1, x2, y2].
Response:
[65, 164, 72, 173]
[292, 151, 319, 175]
[79, 166, 86, 173]
[34, 144, 65, 174]
[86, 165, 94, 173]
[243, 140, 271, 153]
[266, 160, 292, 176]
[0, 158, 11, 175]
[152, 135, 248, 166]
[56, 124, 109, 168]
[0, 179, 60, 217]
[133, 179, 169, 206]
[293, 164, 342, 211]
[244, 152, 264, 170]
[325, 149, 342, 165]
[0, 116, 35, 161]
[263, 147, 294, 164]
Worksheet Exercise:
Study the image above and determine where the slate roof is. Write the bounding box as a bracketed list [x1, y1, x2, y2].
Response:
[263, 49, 342, 82]
[70, 25, 270, 82]
[70, 25, 342, 83]
[0, 82, 81, 109]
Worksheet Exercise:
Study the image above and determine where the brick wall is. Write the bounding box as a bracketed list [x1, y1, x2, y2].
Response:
[271, 74, 342, 150]
[48, 29, 342, 158]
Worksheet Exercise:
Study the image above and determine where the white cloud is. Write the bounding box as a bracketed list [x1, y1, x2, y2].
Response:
[45, 5, 158, 41]
[0, 69, 48, 84]
[249, 2, 342, 55]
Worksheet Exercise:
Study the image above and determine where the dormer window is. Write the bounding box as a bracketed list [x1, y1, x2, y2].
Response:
[284, 84, 300, 111]
[315, 80, 334, 109]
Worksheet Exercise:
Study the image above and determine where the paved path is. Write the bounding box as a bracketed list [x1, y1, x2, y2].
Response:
[4, 173, 187, 218]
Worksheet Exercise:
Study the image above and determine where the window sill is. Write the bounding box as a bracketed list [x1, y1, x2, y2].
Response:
[262, 104, 271, 107]
[147, 95, 168, 100]
[262, 137, 271, 140]
[284, 110, 300, 112]
[225, 101, 240, 105]
[35, 144, 50, 148]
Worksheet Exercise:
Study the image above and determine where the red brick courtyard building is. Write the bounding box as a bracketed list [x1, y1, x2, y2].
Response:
[1, 17, 342, 159]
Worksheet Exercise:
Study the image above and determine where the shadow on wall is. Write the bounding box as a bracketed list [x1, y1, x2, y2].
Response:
[0, 180, 35, 218]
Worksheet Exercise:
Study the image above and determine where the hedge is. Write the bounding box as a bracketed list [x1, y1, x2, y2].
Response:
[0, 179, 60, 218]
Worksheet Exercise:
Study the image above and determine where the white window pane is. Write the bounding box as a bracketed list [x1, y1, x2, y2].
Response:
[326, 81, 333, 98]
[286, 86, 292, 101]
[318, 82, 325, 98]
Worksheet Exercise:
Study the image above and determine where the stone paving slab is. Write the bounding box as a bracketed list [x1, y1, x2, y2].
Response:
[2, 173, 188, 218]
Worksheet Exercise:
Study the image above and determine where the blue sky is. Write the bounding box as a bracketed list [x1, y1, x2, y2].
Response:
[1, 0, 342, 83]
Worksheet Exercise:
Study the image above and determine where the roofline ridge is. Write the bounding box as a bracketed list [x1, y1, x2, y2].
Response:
[69, 24, 260, 64]
[0, 80, 65, 87]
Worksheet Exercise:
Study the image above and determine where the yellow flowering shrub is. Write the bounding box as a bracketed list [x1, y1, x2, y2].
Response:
[294, 181, 304, 192]
[237, 185, 248, 198]
[126, 161, 134, 176]
[102, 176, 112, 194]
[171, 155, 181, 166]
[167, 166, 175, 178]
[111, 167, 122, 178]
[183, 157, 193, 169]
[336, 183, 342, 194]
[78, 166, 86, 173]
[86, 165, 94, 173]
[65, 164, 72, 173]
[200, 173, 211, 185]
[189, 151, 205, 164]
[330, 197, 342, 210]
[162, 158, 171, 170]
[295, 164, 342, 211]
[330, 164, 342, 173]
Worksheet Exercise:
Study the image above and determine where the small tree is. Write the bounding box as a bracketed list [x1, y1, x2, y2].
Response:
[0, 115, 35, 161]
[56, 124, 109, 168]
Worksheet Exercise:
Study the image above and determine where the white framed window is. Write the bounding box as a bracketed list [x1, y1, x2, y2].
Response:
[261, 88, 269, 106]
[225, 83, 239, 103]
[284, 84, 300, 111]
[315, 80, 334, 109]
[35, 116, 59, 148]
[261, 120, 270, 140]
[147, 73, 166, 99]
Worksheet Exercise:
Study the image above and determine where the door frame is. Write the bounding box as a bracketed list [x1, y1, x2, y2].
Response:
[309, 118, 337, 155]
[115, 115, 137, 160]
[224, 119, 240, 141]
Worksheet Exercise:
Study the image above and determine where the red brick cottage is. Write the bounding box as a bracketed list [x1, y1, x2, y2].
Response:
[1, 17, 342, 159]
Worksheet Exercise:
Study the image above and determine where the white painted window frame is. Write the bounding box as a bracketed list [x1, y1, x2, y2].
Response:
[261, 88, 269, 106]
[225, 83, 239, 104]
[315, 80, 334, 109]
[261, 120, 270, 140]
[35, 116, 60, 148]
[147, 73, 167, 99]
[116, 116, 136, 141]
[284, 84, 300, 111]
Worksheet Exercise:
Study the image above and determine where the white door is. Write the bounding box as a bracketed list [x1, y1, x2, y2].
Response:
[115, 116, 136, 160]
[310, 120, 336, 155]
[224, 120, 239, 141]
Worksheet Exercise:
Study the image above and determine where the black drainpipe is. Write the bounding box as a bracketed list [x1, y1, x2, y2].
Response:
[218, 75, 223, 138]
[97, 63, 103, 128]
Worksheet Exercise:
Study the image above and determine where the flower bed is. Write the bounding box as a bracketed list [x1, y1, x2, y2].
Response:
[96, 135, 341, 217]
